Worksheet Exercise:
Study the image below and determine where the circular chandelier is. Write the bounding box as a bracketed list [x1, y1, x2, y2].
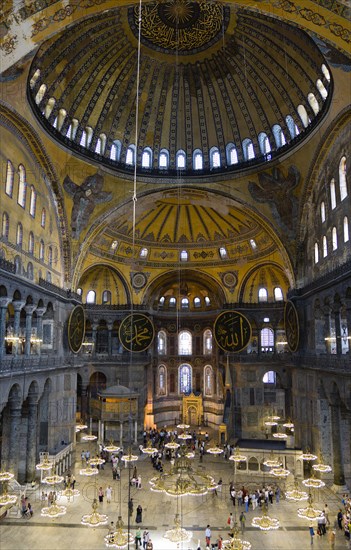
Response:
[149, 453, 217, 497]
[252, 506, 279, 531]
[313, 462, 332, 473]
[223, 526, 252, 550]
[79, 464, 99, 476]
[104, 516, 134, 548]
[297, 494, 324, 520]
[229, 449, 247, 463]
[163, 513, 193, 543]
[301, 451, 317, 461]
[165, 438, 180, 450]
[302, 477, 325, 489]
[264, 415, 280, 427]
[177, 424, 190, 430]
[283, 421, 294, 429]
[0, 472, 14, 482]
[263, 453, 282, 469]
[270, 467, 290, 478]
[285, 481, 308, 501]
[0, 484, 17, 507]
[59, 486, 80, 499]
[42, 474, 64, 485]
[89, 457, 105, 467]
[103, 441, 120, 453]
[82, 434, 97, 442]
[178, 433, 192, 441]
[41, 498, 67, 518]
[121, 450, 138, 463]
[207, 446, 224, 455]
[36, 453, 53, 471]
[141, 442, 158, 455]
[273, 432, 288, 439]
[76, 423, 88, 431]
[81, 498, 108, 527]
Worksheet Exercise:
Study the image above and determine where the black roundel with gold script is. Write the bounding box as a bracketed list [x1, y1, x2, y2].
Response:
[68, 305, 85, 353]
[284, 300, 299, 352]
[119, 313, 155, 352]
[214, 310, 251, 353]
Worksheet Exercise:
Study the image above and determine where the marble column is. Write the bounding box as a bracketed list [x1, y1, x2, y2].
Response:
[107, 323, 113, 356]
[323, 305, 332, 354]
[24, 305, 36, 356]
[332, 302, 342, 356]
[8, 399, 22, 477]
[92, 322, 98, 354]
[120, 422, 123, 444]
[331, 404, 345, 486]
[134, 420, 137, 444]
[12, 301, 25, 356]
[35, 307, 46, 356]
[81, 386, 88, 421]
[0, 297, 11, 357]
[26, 397, 39, 481]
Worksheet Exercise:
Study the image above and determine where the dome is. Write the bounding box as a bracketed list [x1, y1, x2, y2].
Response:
[28, 1, 331, 178]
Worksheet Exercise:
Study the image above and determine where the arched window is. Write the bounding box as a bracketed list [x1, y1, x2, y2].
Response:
[86, 290, 96, 304]
[40, 208, 46, 228]
[258, 133, 271, 155]
[297, 104, 309, 128]
[35, 83, 46, 105]
[48, 246, 53, 266]
[27, 262, 34, 280]
[66, 118, 79, 140]
[226, 143, 238, 165]
[180, 250, 188, 262]
[158, 330, 167, 354]
[203, 329, 212, 354]
[320, 201, 326, 223]
[140, 247, 148, 258]
[332, 227, 338, 250]
[243, 138, 255, 160]
[193, 150, 203, 170]
[262, 370, 276, 384]
[14, 256, 21, 274]
[330, 178, 336, 209]
[16, 222, 23, 247]
[274, 287, 284, 301]
[339, 156, 348, 200]
[323, 235, 328, 257]
[179, 330, 192, 355]
[29, 185, 36, 217]
[142, 148, 152, 168]
[285, 115, 296, 139]
[56, 108, 67, 132]
[316, 79, 328, 100]
[46, 271, 52, 283]
[80, 127, 93, 147]
[272, 125, 286, 148]
[17, 165, 26, 208]
[181, 298, 189, 309]
[258, 288, 268, 302]
[204, 296, 211, 306]
[260, 328, 274, 352]
[110, 140, 121, 161]
[39, 240, 44, 260]
[179, 364, 192, 394]
[194, 297, 201, 308]
[321, 64, 330, 82]
[2, 212, 9, 240]
[158, 365, 166, 395]
[5, 160, 14, 197]
[28, 231, 34, 254]
[344, 216, 349, 243]
[314, 242, 319, 264]
[176, 150, 186, 169]
[159, 149, 169, 169]
[102, 290, 111, 304]
[219, 247, 228, 259]
[307, 92, 320, 115]
[77, 287, 82, 296]
[210, 147, 221, 169]
[169, 297, 176, 307]
[159, 296, 165, 307]
[250, 238, 257, 250]
[126, 145, 135, 166]
[204, 365, 213, 396]
[29, 69, 40, 89]
[45, 97, 55, 119]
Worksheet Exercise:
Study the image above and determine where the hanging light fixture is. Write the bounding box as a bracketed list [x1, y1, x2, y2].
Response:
[164, 437, 180, 451]
[263, 452, 282, 469]
[302, 476, 325, 489]
[312, 458, 332, 473]
[301, 450, 317, 461]
[79, 464, 99, 476]
[270, 466, 290, 478]
[251, 504, 279, 531]
[121, 449, 138, 464]
[76, 422, 88, 431]
[36, 452, 54, 471]
[207, 445, 224, 455]
[297, 493, 324, 520]
[89, 456, 106, 468]
[141, 441, 158, 455]
[103, 441, 120, 453]
[0, 472, 14, 482]
[283, 421, 294, 429]
[285, 480, 308, 501]
[177, 423, 190, 430]
[0, 481, 17, 507]
[104, 515, 134, 548]
[41, 496, 67, 518]
[223, 524, 252, 550]
[264, 415, 280, 427]
[163, 512, 193, 544]
[81, 498, 108, 527]
[82, 433, 98, 442]
[42, 474, 64, 485]
[178, 432, 192, 441]
[272, 428, 288, 440]
[229, 448, 247, 463]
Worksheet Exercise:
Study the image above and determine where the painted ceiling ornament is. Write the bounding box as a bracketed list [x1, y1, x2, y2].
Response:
[214, 310, 251, 353]
[284, 300, 299, 352]
[63, 172, 112, 238]
[248, 166, 300, 232]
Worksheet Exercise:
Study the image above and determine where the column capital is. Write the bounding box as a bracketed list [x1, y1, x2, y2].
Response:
[24, 305, 37, 315]
[0, 297, 12, 308]
[13, 300, 25, 312]
[35, 307, 46, 317]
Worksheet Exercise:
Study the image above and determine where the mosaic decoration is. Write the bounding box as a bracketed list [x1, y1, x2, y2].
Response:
[214, 310, 251, 352]
[130, 1, 230, 54]
[119, 313, 154, 352]
[131, 272, 147, 289]
[284, 300, 299, 352]
[221, 271, 238, 289]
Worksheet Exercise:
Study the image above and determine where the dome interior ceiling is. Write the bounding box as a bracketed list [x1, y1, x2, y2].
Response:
[28, 1, 330, 176]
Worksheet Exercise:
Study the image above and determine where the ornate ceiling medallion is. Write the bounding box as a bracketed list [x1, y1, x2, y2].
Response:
[131, 1, 230, 54]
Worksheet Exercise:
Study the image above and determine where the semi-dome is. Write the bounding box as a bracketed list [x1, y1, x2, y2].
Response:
[28, 1, 331, 179]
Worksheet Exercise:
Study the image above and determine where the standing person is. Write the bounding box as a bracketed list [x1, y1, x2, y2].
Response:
[309, 523, 315, 545]
[239, 511, 246, 535]
[227, 512, 234, 531]
[135, 527, 142, 548]
[217, 535, 223, 549]
[136, 504, 143, 523]
[142, 529, 149, 549]
[98, 486, 104, 503]
[337, 509, 343, 530]
[217, 477, 223, 496]
[106, 485, 112, 504]
[129, 497, 134, 518]
[205, 524, 211, 548]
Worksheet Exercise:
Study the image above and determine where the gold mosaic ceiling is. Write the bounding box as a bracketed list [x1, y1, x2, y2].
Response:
[28, 1, 330, 177]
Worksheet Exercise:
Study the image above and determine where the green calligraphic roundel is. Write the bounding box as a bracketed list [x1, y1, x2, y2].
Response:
[284, 300, 299, 352]
[68, 305, 85, 353]
[214, 310, 251, 353]
[119, 313, 155, 352]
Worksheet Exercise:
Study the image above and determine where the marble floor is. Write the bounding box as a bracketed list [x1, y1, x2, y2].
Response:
[0, 443, 349, 550]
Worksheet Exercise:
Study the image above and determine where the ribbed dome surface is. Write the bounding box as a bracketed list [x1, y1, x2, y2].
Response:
[28, 1, 331, 177]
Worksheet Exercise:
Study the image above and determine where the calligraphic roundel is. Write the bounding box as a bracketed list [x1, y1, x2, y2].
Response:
[214, 311, 251, 353]
[68, 305, 86, 353]
[119, 313, 155, 352]
[284, 300, 299, 352]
